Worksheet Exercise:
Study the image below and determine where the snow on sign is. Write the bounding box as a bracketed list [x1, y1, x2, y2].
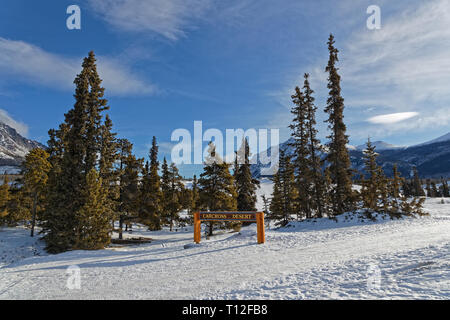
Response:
[194, 212, 265, 244]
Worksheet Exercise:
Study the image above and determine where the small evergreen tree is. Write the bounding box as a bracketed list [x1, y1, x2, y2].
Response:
[198, 142, 237, 236]
[412, 167, 425, 197]
[0, 173, 10, 222]
[441, 177, 449, 197]
[139, 137, 163, 230]
[74, 169, 111, 250]
[269, 150, 298, 225]
[235, 139, 260, 212]
[21, 148, 51, 237]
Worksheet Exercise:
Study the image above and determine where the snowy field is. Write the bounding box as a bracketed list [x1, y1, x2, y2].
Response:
[0, 181, 449, 300]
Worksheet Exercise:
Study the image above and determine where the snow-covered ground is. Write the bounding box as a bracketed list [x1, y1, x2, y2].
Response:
[0, 182, 449, 299]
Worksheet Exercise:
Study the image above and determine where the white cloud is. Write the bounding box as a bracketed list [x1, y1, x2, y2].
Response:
[87, 0, 213, 40]
[0, 37, 156, 96]
[269, 0, 450, 140]
[340, 0, 450, 129]
[0, 109, 29, 137]
[368, 112, 419, 124]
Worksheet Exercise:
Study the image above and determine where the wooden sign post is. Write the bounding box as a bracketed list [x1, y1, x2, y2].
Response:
[193, 211, 265, 244]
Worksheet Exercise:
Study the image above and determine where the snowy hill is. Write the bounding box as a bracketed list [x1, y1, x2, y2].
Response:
[1, 196, 449, 299]
[0, 122, 45, 173]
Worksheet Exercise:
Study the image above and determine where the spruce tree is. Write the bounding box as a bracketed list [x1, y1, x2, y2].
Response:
[412, 167, 425, 197]
[235, 139, 260, 212]
[99, 115, 119, 224]
[361, 139, 380, 211]
[426, 179, 433, 198]
[303, 74, 326, 218]
[140, 137, 162, 230]
[324, 34, 354, 215]
[161, 158, 184, 231]
[431, 182, 440, 198]
[21, 148, 51, 237]
[75, 169, 110, 250]
[441, 177, 449, 197]
[42, 51, 116, 253]
[117, 141, 143, 239]
[0, 173, 10, 222]
[168, 163, 185, 231]
[289, 84, 311, 219]
[269, 150, 297, 225]
[198, 142, 237, 236]
[191, 175, 200, 213]
[389, 164, 403, 213]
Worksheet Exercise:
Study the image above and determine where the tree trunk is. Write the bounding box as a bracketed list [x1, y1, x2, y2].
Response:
[30, 193, 38, 237]
[119, 215, 123, 240]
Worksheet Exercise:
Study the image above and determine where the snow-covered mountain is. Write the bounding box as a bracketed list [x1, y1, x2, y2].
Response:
[355, 141, 405, 151]
[251, 133, 450, 179]
[414, 132, 450, 147]
[0, 122, 45, 172]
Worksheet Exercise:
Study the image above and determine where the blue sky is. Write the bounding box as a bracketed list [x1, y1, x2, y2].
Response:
[1, 0, 450, 177]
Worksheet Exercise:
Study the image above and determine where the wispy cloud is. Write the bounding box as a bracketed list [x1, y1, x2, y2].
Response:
[0, 109, 28, 136]
[87, 0, 213, 40]
[268, 0, 450, 141]
[340, 0, 450, 133]
[0, 37, 157, 96]
[368, 112, 419, 124]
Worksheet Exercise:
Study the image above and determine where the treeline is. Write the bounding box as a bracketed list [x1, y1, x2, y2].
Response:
[269, 35, 428, 225]
[0, 52, 260, 253]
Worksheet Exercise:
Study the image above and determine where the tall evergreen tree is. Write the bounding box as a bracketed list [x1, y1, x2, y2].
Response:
[41, 51, 116, 253]
[324, 34, 354, 215]
[302, 74, 326, 218]
[289, 84, 311, 219]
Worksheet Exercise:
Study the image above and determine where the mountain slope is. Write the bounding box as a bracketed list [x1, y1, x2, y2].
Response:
[251, 134, 450, 179]
[0, 122, 45, 169]
[414, 132, 450, 147]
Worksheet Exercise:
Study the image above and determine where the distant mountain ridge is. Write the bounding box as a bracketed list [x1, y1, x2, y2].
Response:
[251, 132, 450, 179]
[0, 122, 45, 170]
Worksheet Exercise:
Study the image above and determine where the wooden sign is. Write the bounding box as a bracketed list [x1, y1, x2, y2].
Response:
[193, 211, 265, 244]
[199, 212, 257, 221]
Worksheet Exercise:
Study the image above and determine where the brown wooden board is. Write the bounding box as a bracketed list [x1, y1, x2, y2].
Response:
[199, 212, 257, 221]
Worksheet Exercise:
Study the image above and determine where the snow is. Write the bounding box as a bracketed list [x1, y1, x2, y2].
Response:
[0, 195, 449, 299]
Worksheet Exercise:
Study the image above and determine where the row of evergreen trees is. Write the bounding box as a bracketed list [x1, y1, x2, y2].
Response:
[269, 35, 427, 224]
[0, 51, 261, 253]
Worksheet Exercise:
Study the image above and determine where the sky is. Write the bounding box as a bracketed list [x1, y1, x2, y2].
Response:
[0, 0, 449, 177]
